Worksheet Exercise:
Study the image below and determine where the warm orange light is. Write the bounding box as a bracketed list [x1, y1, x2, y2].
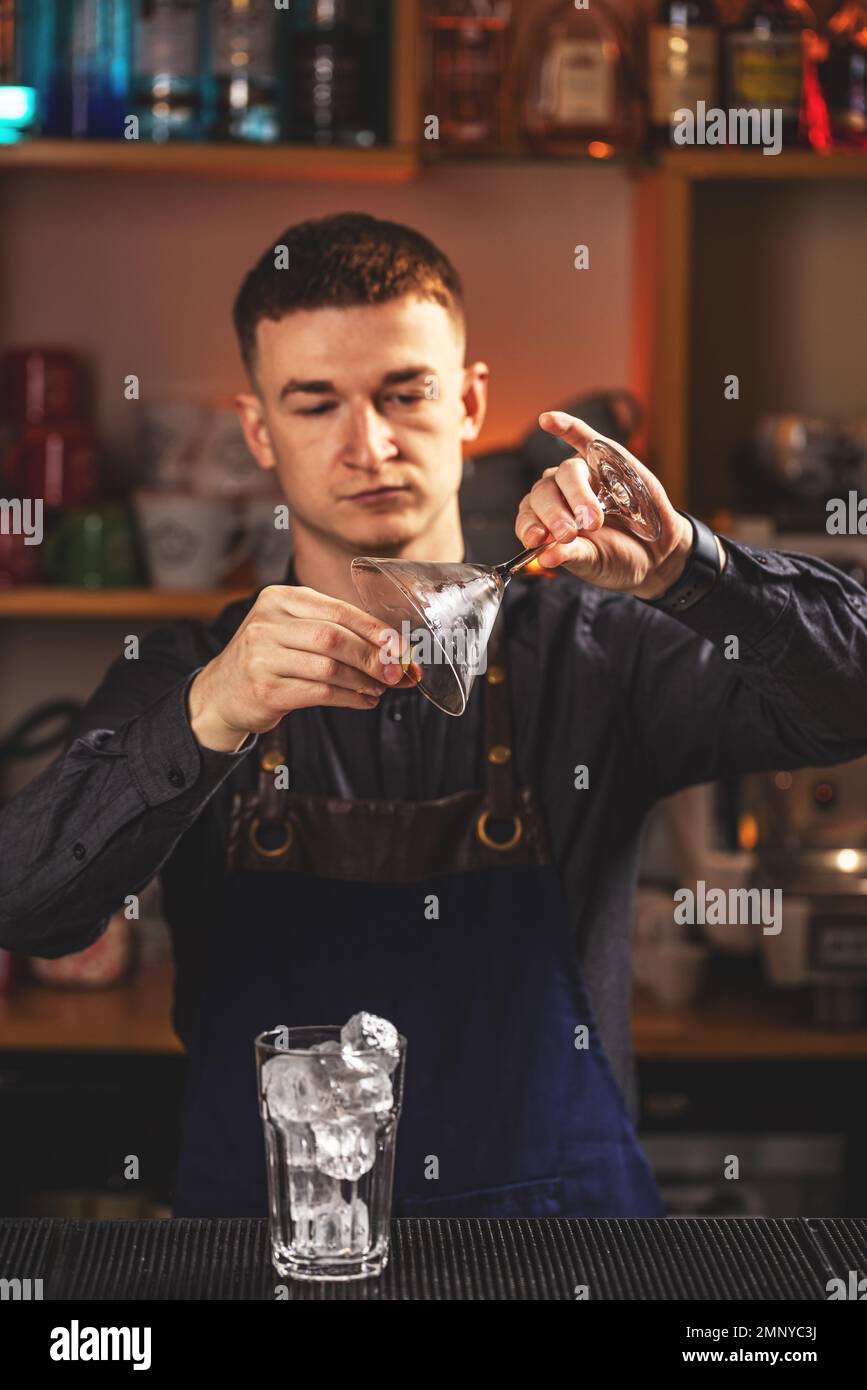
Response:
[588, 141, 614, 160]
[738, 813, 759, 850]
[523, 558, 558, 580]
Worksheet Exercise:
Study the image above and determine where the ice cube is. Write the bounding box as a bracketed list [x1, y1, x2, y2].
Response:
[289, 1167, 341, 1215]
[263, 1054, 333, 1124]
[311, 1204, 350, 1254]
[340, 1011, 400, 1073]
[311, 1198, 370, 1255]
[330, 1064, 393, 1115]
[310, 1040, 342, 1054]
[350, 1196, 369, 1252]
[283, 1121, 317, 1170]
[312, 1114, 377, 1180]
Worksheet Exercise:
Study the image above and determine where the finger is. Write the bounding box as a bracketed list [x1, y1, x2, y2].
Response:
[524, 475, 583, 544]
[550, 455, 604, 530]
[540, 411, 660, 495]
[515, 501, 552, 548]
[284, 678, 384, 712]
[272, 617, 403, 685]
[272, 649, 392, 698]
[538, 411, 596, 455]
[394, 660, 422, 688]
[535, 534, 601, 575]
[272, 585, 393, 647]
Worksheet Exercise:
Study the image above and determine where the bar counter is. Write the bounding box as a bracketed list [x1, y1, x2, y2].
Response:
[2, 1215, 865, 1300]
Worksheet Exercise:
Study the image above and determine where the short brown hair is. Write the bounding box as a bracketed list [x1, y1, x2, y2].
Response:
[233, 212, 465, 379]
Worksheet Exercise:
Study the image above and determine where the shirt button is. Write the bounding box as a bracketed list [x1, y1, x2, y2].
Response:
[388, 705, 403, 723]
[72, 843, 86, 861]
[167, 765, 186, 788]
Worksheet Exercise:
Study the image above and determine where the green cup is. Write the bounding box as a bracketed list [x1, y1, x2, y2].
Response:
[42, 506, 141, 588]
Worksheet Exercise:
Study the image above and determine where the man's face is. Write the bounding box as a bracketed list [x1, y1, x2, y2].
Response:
[238, 295, 487, 556]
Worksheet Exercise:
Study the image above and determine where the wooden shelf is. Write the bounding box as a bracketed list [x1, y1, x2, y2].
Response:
[0, 963, 182, 1055]
[657, 149, 867, 181]
[0, 587, 249, 619]
[633, 985, 867, 1060]
[2, 139, 862, 187]
[0, 139, 418, 184]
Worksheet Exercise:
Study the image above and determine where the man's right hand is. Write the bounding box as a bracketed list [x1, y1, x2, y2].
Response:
[187, 585, 404, 752]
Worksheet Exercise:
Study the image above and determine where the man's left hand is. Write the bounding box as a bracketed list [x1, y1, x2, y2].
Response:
[514, 411, 724, 599]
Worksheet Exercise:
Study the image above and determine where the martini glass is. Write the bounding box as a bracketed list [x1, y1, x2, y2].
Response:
[351, 440, 661, 717]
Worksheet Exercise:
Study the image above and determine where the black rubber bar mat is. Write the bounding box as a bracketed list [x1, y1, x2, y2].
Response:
[0, 1216, 864, 1300]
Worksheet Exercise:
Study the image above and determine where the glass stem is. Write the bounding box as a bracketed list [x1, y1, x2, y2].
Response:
[494, 488, 615, 581]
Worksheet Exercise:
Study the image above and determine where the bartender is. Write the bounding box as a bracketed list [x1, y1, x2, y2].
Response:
[3, 212, 867, 1219]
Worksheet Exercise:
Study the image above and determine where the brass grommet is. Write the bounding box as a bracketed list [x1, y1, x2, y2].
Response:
[487, 744, 512, 765]
[476, 810, 523, 852]
[261, 749, 283, 773]
[249, 816, 293, 858]
[486, 665, 506, 685]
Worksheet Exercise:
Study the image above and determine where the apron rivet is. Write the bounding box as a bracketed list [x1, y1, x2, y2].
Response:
[487, 744, 512, 765]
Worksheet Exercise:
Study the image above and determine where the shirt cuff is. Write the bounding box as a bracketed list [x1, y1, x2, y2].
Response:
[126, 669, 258, 809]
[662, 535, 797, 655]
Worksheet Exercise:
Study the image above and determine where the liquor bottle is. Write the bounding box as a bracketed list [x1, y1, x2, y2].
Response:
[14, 0, 66, 136]
[66, 0, 133, 138]
[132, 0, 205, 142]
[0, 0, 39, 142]
[287, 0, 390, 147]
[426, 0, 512, 153]
[522, 0, 635, 158]
[818, 0, 867, 147]
[208, 0, 280, 143]
[723, 0, 817, 147]
[647, 0, 720, 145]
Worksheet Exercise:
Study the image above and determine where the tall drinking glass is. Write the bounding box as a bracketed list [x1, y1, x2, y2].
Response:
[255, 1024, 406, 1282]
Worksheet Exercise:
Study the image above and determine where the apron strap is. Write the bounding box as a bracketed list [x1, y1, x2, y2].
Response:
[254, 725, 289, 816]
[477, 610, 522, 850]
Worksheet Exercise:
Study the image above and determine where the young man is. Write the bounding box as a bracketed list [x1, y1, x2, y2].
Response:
[2, 213, 867, 1219]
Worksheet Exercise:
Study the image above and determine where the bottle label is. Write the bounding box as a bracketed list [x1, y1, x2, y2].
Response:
[212, 2, 274, 76]
[726, 32, 803, 116]
[649, 25, 719, 126]
[540, 38, 614, 126]
[135, 1, 199, 78]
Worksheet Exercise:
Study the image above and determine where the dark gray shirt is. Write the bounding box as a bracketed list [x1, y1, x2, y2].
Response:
[3, 537, 867, 1117]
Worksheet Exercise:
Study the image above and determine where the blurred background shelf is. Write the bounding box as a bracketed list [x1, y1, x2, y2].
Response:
[0, 588, 247, 620]
[0, 139, 419, 184]
[3, 956, 866, 1058]
[656, 150, 867, 180]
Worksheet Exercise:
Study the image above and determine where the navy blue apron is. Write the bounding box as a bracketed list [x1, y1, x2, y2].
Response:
[172, 614, 664, 1219]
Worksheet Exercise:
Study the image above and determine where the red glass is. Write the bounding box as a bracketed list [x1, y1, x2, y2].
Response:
[0, 527, 41, 588]
[0, 349, 84, 426]
[4, 423, 100, 509]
